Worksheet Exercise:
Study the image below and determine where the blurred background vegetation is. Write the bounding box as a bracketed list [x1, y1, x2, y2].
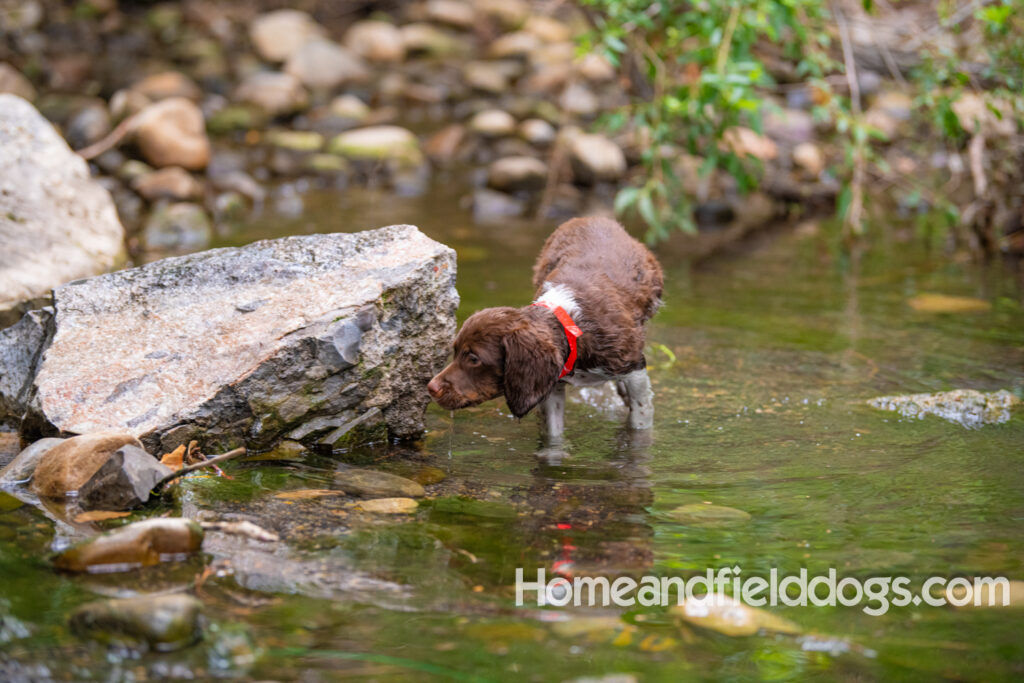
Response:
[580, 0, 1024, 252]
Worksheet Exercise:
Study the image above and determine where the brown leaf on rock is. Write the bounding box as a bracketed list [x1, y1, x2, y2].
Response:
[160, 445, 185, 470]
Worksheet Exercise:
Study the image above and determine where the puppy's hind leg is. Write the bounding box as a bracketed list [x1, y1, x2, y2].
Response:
[619, 369, 654, 430]
[539, 382, 566, 441]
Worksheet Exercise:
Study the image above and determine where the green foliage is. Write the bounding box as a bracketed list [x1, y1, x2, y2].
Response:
[580, 0, 1024, 245]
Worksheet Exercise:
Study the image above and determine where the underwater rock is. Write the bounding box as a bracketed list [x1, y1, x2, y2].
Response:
[31, 431, 144, 499]
[355, 497, 419, 514]
[53, 517, 204, 572]
[0, 95, 124, 321]
[906, 293, 991, 313]
[10, 226, 456, 451]
[667, 503, 752, 527]
[671, 593, 800, 637]
[334, 469, 426, 498]
[69, 593, 203, 651]
[867, 389, 1019, 429]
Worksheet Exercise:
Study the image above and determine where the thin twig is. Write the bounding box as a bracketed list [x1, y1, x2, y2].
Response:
[75, 114, 139, 160]
[716, 5, 741, 75]
[153, 447, 246, 491]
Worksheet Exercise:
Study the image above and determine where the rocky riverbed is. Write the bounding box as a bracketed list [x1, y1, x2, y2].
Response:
[0, 0, 859, 281]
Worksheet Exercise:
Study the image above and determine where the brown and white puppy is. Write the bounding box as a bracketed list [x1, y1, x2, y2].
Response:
[427, 216, 664, 437]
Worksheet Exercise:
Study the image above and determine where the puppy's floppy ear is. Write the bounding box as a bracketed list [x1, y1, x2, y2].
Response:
[502, 324, 562, 418]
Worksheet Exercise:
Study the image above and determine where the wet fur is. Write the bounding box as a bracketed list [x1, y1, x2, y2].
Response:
[429, 216, 664, 419]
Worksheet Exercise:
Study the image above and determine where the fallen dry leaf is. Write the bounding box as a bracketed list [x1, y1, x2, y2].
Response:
[274, 489, 344, 500]
[160, 444, 185, 470]
[73, 510, 132, 523]
[907, 293, 991, 314]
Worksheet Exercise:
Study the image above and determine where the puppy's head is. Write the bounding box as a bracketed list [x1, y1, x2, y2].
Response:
[427, 307, 563, 418]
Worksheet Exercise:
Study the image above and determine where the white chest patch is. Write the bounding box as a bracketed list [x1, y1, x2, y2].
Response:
[533, 282, 581, 318]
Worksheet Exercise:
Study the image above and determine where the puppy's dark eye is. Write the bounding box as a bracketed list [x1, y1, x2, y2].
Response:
[466, 353, 481, 366]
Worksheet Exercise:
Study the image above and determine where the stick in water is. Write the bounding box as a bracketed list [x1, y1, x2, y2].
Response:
[153, 447, 246, 491]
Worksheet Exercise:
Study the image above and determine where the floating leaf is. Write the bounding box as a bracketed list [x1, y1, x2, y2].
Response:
[907, 293, 991, 314]
[74, 510, 132, 523]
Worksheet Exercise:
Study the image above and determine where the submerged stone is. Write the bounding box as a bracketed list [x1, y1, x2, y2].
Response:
[431, 496, 517, 520]
[667, 503, 751, 527]
[671, 593, 800, 637]
[334, 469, 425, 498]
[53, 517, 203, 572]
[867, 389, 1019, 429]
[5, 226, 457, 452]
[69, 593, 202, 652]
[355, 497, 418, 514]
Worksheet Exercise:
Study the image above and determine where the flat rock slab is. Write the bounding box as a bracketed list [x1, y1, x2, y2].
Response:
[0, 95, 125, 325]
[7, 226, 457, 451]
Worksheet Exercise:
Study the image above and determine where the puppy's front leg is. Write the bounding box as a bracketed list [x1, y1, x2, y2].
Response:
[620, 369, 654, 430]
[539, 382, 566, 440]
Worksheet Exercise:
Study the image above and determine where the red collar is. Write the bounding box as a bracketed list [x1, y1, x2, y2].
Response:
[532, 302, 581, 378]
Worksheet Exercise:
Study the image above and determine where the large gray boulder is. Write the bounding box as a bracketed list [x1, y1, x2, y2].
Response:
[1, 226, 457, 451]
[0, 95, 125, 326]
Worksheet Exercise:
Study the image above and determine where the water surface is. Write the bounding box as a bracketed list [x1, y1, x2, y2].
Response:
[2, 183, 1023, 681]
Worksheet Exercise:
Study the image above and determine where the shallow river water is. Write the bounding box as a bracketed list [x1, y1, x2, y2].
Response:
[2, 179, 1023, 681]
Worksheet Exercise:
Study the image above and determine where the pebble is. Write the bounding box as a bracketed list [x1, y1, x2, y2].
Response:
[469, 109, 516, 137]
[333, 468, 426, 498]
[69, 594, 203, 651]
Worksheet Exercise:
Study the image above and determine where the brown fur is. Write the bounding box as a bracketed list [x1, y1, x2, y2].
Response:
[428, 216, 664, 418]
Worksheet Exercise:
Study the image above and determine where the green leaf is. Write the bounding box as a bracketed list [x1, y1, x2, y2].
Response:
[614, 186, 641, 214]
